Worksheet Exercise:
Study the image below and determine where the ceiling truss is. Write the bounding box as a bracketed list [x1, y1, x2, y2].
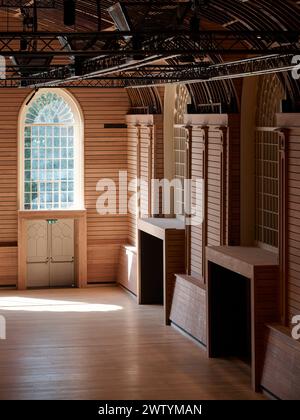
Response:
[0, 30, 299, 87]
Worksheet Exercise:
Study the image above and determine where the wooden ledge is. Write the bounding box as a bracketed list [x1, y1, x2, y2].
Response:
[266, 323, 300, 346]
[175, 273, 206, 291]
[138, 217, 185, 240]
[206, 246, 279, 279]
[18, 209, 87, 219]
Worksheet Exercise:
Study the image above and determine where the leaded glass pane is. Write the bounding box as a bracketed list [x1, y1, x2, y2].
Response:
[24, 96, 75, 210]
[25, 93, 75, 124]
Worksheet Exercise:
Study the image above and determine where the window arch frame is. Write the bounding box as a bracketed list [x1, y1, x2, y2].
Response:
[19, 88, 84, 211]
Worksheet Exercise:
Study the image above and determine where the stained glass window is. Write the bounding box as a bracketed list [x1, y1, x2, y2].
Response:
[23, 92, 76, 210]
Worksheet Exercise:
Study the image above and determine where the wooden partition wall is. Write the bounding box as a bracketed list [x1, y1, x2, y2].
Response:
[126, 114, 164, 245]
[170, 114, 240, 345]
[117, 114, 164, 294]
[184, 114, 241, 283]
[253, 113, 300, 399]
[276, 114, 300, 324]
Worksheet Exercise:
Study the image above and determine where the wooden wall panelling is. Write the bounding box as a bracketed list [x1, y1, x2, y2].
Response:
[207, 126, 222, 249]
[183, 114, 241, 286]
[227, 115, 241, 246]
[261, 324, 300, 400]
[0, 89, 31, 244]
[126, 115, 164, 246]
[219, 126, 227, 246]
[70, 89, 129, 284]
[140, 124, 151, 217]
[127, 123, 139, 245]
[0, 247, 18, 287]
[276, 115, 300, 324]
[0, 88, 130, 285]
[164, 229, 186, 324]
[187, 125, 208, 282]
[185, 126, 192, 275]
[170, 274, 207, 345]
[87, 242, 121, 283]
[278, 129, 289, 324]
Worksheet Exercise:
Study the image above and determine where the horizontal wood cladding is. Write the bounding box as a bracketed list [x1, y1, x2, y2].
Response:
[287, 127, 300, 321]
[117, 244, 137, 295]
[0, 89, 31, 244]
[165, 229, 186, 324]
[70, 89, 130, 283]
[0, 88, 130, 285]
[0, 246, 18, 286]
[275, 118, 300, 323]
[87, 243, 121, 283]
[261, 324, 300, 400]
[170, 274, 206, 345]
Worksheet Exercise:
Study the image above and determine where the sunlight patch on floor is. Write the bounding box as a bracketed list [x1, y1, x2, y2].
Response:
[0, 296, 123, 312]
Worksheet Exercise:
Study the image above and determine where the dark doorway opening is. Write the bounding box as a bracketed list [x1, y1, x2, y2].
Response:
[208, 263, 251, 363]
[139, 231, 164, 305]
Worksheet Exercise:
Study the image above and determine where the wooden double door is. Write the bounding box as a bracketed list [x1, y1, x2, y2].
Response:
[26, 219, 74, 288]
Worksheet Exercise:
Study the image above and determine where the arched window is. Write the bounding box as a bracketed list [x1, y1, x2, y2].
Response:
[19, 89, 84, 210]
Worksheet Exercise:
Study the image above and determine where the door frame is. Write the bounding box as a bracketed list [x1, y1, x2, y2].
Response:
[18, 210, 87, 290]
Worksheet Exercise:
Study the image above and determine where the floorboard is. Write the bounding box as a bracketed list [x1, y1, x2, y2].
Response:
[0, 287, 265, 400]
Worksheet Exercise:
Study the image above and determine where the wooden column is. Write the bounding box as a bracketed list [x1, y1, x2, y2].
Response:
[219, 127, 228, 246]
[201, 126, 209, 281]
[185, 125, 192, 275]
[278, 128, 289, 325]
[147, 124, 154, 217]
[136, 124, 141, 219]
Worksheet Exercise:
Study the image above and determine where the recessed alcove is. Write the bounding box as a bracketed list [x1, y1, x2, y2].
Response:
[208, 263, 251, 362]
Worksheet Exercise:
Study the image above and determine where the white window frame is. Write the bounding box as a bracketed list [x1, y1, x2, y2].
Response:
[18, 88, 84, 211]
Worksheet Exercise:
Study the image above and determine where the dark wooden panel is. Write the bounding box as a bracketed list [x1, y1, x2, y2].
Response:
[170, 274, 207, 345]
[261, 324, 300, 400]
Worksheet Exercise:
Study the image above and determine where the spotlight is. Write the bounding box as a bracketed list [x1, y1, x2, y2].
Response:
[64, 0, 76, 26]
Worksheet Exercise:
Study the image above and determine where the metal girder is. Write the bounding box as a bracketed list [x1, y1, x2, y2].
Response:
[6, 54, 296, 89]
[0, 78, 127, 88]
[0, 0, 55, 6]
[0, 30, 299, 56]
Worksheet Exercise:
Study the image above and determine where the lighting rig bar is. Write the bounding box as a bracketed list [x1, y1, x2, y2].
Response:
[11, 54, 296, 89]
[0, 30, 299, 56]
[0, 78, 127, 88]
[0, 0, 55, 6]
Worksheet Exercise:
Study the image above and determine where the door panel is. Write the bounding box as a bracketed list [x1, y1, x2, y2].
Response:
[50, 219, 74, 287]
[50, 262, 74, 287]
[26, 219, 74, 288]
[27, 220, 49, 287]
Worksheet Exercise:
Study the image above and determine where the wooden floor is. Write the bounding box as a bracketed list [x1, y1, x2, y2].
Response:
[0, 287, 266, 400]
